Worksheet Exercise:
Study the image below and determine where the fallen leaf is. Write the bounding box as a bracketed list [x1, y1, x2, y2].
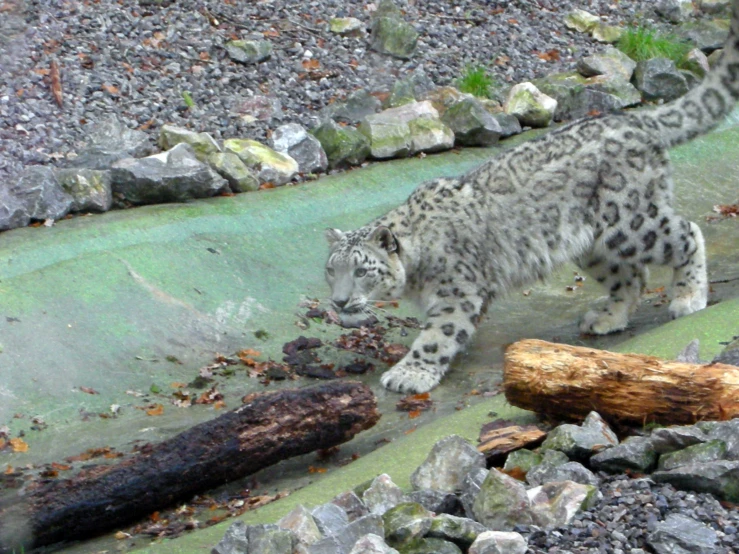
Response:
[263, 28, 280, 37]
[146, 404, 164, 416]
[115, 531, 131, 540]
[302, 58, 321, 71]
[494, 54, 510, 66]
[102, 83, 120, 95]
[51, 462, 72, 471]
[536, 48, 560, 62]
[50, 60, 62, 107]
[508, 18, 519, 24]
[308, 466, 327, 474]
[4, 465, 14, 474]
[199, 51, 210, 61]
[79, 386, 99, 395]
[170, 382, 187, 389]
[10, 438, 29, 453]
[714, 204, 739, 217]
[214, 400, 227, 410]
[408, 410, 421, 419]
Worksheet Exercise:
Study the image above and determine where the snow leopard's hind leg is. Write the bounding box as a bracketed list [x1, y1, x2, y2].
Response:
[577, 254, 648, 335]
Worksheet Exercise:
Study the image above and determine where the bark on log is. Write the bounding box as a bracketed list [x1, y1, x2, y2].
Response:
[504, 339, 739, 426]
[477, 421, 547, 463]
[0, 381, 379, 552]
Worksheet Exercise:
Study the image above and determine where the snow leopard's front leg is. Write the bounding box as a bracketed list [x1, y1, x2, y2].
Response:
[380, 291, 484, 394]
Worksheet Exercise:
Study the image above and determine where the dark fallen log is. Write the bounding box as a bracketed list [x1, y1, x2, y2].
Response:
[0, 381, 379, 552]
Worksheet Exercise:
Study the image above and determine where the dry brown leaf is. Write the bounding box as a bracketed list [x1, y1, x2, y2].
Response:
[10, 438, 29, 453]
[170, 382, 187, 389]
[308, 466, 327, 474]
[263, 29, 280, 37]
[102, 83, 120, 95]
[50, 60, 63, 107]
[79, 386, 99, 395]
[714, 204, 739, 217]
[115, 531, 131, 540]
[302, 58, 321, 71]
[4, 465, 14, 474]
[146, 404, 164, 416]
[536, 49, 561, 62]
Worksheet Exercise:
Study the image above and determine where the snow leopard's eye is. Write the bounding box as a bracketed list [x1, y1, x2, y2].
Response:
[354, 267, 367, 278]
[326, 267, 335, 277]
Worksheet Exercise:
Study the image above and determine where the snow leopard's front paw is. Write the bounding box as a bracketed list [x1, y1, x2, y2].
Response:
[380, 360, 443, 394]
[579, 307, 629, 335]
[668, 289, 707, 319]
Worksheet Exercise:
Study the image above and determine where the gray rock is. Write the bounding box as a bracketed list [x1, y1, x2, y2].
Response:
[649, 425, 709, 454]
[460, 467, 488, 519]
[527, 481, 601, 530]
[410, 435, 486, 493]
[422, 86, 470, 117]
[386, 78, 417, 108]
[70, 115, 153, 170]
[699, 0, 732, 14]
[225, 39, 272, 64]
[504, 82, 558, 128]
[676, 18, 730, 51]
[311, 119, 371, 169]
[247, 524, 296, 554]
[713, 337, 739, 367]
[526, 461, 600, 487]
[271, 123, 328, 174]
[111, 143, 228, 205]
[348, 534, 398, 554]
[469, 531, 527, 554]
[652, 460, 739, 502]
[591, 23, 624, 43]
[312, 502, 349, 536]
[223, 139, 299, 186]
[278, 505, 322, 546]
[647, 513, 718, 554]
[370, 1, 419, 60]
[329, 17, 364, 36]
[406, 489, 461, 515]
[308, 514, 384, 554]
[55, 168, 113, 212]
[540, 411, 619, 460]
[577, 46, 637, 80]
[159, 125, 221, 163]
[0, 186, 31, 232]
[207, 152, 259, 193]
[331, 491, 369, 522]
[707, 48, 724, 67]
[683, 48, 711, 78]
[564, 9, 601, 33]
[322, 90, 381, 124]
[590, 436, 658, 472]
[656, 0, 696, 23]
[363, 474, 407, 516]
[10, 166, 73, 221]
[491, 112, 522, 138]
[399, 538, 462, 554]
[442, 98, 502, 146]
[634, 57, 690, 101]
[504, 449, 543, 474]
[471, 469, 534, 530]
[407, 117, 455, 154]
[676, 339, 702, 363]
[382, 502, 433, 547]
[701, 419, 739, 459]
[212, 520, 248, 554]
[359, 114, 412, 159]
[427, 514, 487, 548]
[658, 439, 728, 470]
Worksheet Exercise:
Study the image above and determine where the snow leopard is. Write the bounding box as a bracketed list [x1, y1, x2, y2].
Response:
[325, 0, 739, 394]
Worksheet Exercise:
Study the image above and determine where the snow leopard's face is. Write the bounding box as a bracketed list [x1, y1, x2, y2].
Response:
[324, 226, 406, 326]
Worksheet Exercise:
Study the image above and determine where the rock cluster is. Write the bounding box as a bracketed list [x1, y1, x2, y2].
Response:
[211, 410, 739, 554]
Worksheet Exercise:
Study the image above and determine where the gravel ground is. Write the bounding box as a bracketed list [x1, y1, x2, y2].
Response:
[1, 0, 667, 184]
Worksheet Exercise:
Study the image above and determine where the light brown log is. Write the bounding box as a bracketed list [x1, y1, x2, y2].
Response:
[477, 421, 547, 461]
[504, 339, 739, 425]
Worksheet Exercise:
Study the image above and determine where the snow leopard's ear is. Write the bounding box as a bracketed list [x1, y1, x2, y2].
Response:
[325, 228, 344, 246]
[369, 226, 398, 254]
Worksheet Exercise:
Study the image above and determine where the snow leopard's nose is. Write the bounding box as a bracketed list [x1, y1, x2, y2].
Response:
[332, 298, 349, 310]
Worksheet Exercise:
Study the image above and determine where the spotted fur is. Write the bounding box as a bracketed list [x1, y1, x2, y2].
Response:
[325, 1, 739, 393]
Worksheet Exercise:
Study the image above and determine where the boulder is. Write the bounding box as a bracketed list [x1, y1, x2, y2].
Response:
[652, 460, 739, 502]
[410, 435, 486, 493]
[55, 168, 113, 212]
[590, 436, 658, 472]
[382, 503, 433, 547]
[649, 425, 709, 454]
[427, 514, 487, 548]
[564, 9, 601, 33]
[503, 449, 543, 473]
[331, 491, 370, 522]
[442, 98, 502, 146]
[406, 489, 461, 515]
[699, 0, 732, 14]
[491, 112, 523, 137]
[363, 474, 408, 516]
[459, 467, 488, 519]
[504, 82, 557, 128]
[225, 39, 272, 64]
[398, 538, 462, 553]
[676, 18, 730, 51]
[592, 23, 624, 43]
[0, 186, 31, 232]
[386, 71, 436, 108]
[682, 48, 711, 77]
[647, 513, 718, 554]
[348, 534, 399, 554]
[634, 57, 691, 101]
[577, 46, 637, 80]
[658, 439, 728, 470]
[9, 166, 73, 221]
[527, 481, 601, 530]
[271, 123, 328, 174]
[539, 411, 619, 460]
[329, 17, 364, 36]
[159, 125, 221, 162]
[370, 0, 418, 59]
[471, 469, 534, 530]
[207, 152, 259, 193]
[110, 143, 228, 205]
[656, 0, 696, 23]
[247, 524, 296, 554]
[278, 505, 322, 546]
[212, 520, 248, 554]
[223, 139, 299, 185]
[422, 86, 470, 116]
[69, 115, 153, 170]
[700, 419, 739, 459]
[311, 119, 371, 169]
[469, 531, 527, 554]
[526, 461, 600, 487]
[308, 514, 384, 554]
[322, 89, 381, 124]
[311, 502, 349, 536]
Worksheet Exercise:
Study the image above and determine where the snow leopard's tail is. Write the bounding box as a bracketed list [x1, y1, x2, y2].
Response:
[649, 0, 739, 148]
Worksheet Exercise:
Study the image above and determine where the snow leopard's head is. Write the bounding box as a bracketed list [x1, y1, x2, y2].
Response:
[324, 226, 406, 326]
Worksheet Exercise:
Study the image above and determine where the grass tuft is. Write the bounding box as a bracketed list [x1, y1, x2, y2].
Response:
[617, 26, 693, 68]
[455, 65, 498, 99]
